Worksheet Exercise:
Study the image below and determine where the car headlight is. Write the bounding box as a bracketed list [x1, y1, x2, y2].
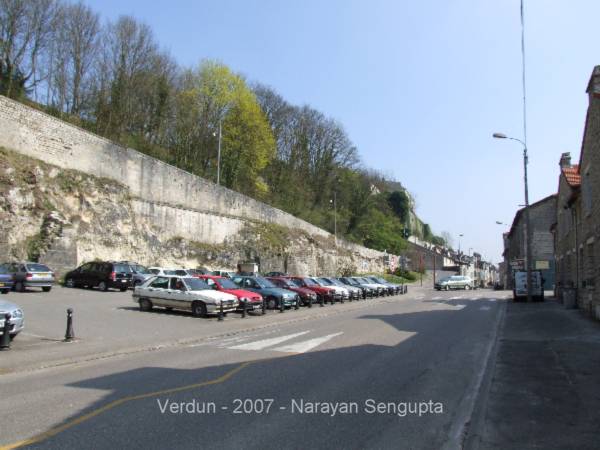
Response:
[239, 297, 248, 302]
[11, 309, 23, 318]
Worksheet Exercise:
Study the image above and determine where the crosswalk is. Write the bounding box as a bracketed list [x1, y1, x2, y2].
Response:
[197, 329, 344, 354]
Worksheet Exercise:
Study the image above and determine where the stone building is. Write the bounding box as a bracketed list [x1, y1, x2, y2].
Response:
[503, 194, 557, 290]
[555, 66, 600, 318]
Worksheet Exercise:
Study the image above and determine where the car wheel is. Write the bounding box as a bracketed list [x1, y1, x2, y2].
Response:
[1, 289, 8, 295]
[65, 278, 75, 288]
[15, 281, 25, 293]
[42, 286, 51, 292]
[464, 285, 470, 290]
[267, 297, 277, 309]
[119, 287, 127, 292]
[98, 281, 108, 292]
[191, 301, 207, 318]
[444, 285, 449, 291]
[139, 298, 153, 312]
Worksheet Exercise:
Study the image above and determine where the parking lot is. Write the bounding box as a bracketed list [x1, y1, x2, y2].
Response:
[0, 285, 414, 373]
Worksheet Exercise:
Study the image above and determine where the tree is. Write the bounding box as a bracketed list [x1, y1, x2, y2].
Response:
[0, 0, 58, 98]
[387, 190, 410, 224]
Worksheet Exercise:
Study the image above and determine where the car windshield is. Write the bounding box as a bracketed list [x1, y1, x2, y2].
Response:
[255, 277, 276, 288]
[163, 270, 178, 275]
[277, 279, 296, 288]
[374, 277, 387, 284]
[113, 264, 132, 273]
[342, 278, 357, 285]
[356, 277, 369, 284]
[328, 278, 344, 286]
[319, 278, 335, 285]
[300, 278, 317, 287]
[183, 278, 210, 291]
[26, 263, 51, 272]
[218, 278, 239, 289]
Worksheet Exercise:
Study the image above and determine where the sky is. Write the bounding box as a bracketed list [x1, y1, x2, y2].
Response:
[84, 0, 598, 264]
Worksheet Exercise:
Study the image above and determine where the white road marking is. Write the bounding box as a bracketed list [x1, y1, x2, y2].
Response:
[432, 296, 442, 300]
[228, 331, 310, 351]
[479, 306, 491, 311]
[274, 332, 344, 354]
[453, 305, 466, 310]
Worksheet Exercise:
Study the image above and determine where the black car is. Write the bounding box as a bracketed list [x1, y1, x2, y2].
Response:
[64, 261, 133, 291]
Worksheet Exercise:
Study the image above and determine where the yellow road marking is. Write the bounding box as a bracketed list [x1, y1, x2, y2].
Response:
[0, 361, 253, 450]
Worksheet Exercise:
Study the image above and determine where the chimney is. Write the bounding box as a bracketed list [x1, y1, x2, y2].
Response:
[586, 65, 600, 102]
[559, 152, 572, 169]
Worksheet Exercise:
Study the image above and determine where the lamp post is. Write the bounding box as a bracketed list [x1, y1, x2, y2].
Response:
[493, 132, 533, 303]
[217, 119, 222, 185]
[330, 191, 337, 274]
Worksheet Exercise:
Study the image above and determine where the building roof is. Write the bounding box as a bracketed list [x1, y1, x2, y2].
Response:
[562, 165, 581, 187]
[507, 194, 558, 239]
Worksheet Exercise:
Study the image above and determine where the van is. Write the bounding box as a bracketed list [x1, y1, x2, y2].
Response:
[513, 270, 543, 301]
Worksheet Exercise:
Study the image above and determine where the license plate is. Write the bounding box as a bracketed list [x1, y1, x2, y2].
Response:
[121, 280, 128, 283]
[36, 273, 50, 277]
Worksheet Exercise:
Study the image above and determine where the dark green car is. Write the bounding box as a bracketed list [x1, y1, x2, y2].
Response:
[231, 276, 299, 309]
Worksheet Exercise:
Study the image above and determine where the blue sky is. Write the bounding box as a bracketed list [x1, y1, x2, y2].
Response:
[85, 0, 597, 263]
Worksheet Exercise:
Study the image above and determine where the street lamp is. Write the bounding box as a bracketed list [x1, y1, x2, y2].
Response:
[493, 132, 533, 303]
[458, 234, 463, 253]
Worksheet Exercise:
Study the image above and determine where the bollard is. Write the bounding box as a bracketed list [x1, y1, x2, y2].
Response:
[0, 313, 11, 350]
[404, 285, 408, 294]
[279, 298, 285, 313]
[340, 294, 345, 304]
[319, 294, 324, 307]
[64, 308, 75, 342]
[241, 299, 246, 318]
[261, 298, 266, 315]
[218, 302, 224, 321]
[294, 296, 299, 310]
[308, 295, 313, 308]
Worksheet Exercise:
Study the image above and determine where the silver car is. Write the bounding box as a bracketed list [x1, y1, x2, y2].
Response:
[0, 299, 24, 339]
[4, 262, 55, 292]
[133, 276, 238, 317]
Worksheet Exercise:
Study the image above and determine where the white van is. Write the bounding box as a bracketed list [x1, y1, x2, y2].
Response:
[513, 270, 544, 301]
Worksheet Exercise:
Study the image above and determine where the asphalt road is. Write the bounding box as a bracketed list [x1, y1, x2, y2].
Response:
[0, 288, 508, 450]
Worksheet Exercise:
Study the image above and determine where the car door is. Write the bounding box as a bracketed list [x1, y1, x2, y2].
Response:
[167, 277, 190, 310]
[145, 276, 169, 307]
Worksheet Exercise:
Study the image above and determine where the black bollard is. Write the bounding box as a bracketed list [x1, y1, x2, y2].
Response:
[341, 293, 345, 304]
[294, 296, 299, 310]
[261, 298, 266, 315]
[308, 295, 313, 308]
[218, 302, 224, 321]
[0, 313, 11, 350]
[279, 297, 285, 313]
[241, 299, 246, 318]
[64, 308, 75, 342]
[319, 294, 324, 307]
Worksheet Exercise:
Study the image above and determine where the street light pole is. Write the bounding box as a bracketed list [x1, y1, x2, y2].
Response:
[493, 133, 533, 303]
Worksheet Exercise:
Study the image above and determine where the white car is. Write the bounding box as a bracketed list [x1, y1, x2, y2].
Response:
[435, 275, 473, 291]
[314, 277, 351, 301]
[133, 276, 238, 317]
[148, 267, 190, 277]
[353, 277, 388, 296]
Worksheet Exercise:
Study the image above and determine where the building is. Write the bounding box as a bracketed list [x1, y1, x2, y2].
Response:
[554, 66, 600, 319]
[503, 194, 557, 290]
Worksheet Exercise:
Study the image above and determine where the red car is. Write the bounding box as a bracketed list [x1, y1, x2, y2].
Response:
[267, 276, 318, 307]
[288, 276, 337, 304]
[199, 275, 264, 313]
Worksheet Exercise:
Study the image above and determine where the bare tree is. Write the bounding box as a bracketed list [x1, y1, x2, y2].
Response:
[0, 0, 58, 98]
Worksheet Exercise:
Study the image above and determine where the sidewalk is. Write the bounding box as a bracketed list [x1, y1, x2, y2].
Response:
[473, 297, 600, 450]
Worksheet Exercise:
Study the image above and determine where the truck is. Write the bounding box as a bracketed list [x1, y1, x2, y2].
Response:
[513, 270, 544, 302]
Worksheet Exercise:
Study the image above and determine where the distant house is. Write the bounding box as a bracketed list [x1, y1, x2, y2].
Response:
[503, 194, 557, 290]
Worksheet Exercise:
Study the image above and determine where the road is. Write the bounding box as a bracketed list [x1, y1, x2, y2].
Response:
[0, 288, 507, 450]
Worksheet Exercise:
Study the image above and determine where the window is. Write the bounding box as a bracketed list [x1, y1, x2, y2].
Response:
[150, 277, 169, 289]
[170, 278, 186, 291]
[586, 242, 595, 288]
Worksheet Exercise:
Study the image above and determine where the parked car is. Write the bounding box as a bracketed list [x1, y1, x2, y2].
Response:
[64, 261, 133, 291]
[148, 267, 190, 277]
[264, 271, 287, 277]
[199, 275, 264, 312]
[289, 276, 337, 303]
[4, 262, 55, 292]
[0, 299, 24, 340]
[320, 277, 362, 300]
[313, 277, 350, 302]
[231, 276, 299, 309]
[266, 276, 318, 306]
[513, 271, 543, 301]
[0, 265, 14, 294]
[352, 277, 387, 296]
[118, 261, 153, 287]
[338, 277, 375, 298]
[435, 275, 473, 291]
[211, 270, 236, 278]
[366, 276, 400, 295]
[133, 276, 238, 317]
